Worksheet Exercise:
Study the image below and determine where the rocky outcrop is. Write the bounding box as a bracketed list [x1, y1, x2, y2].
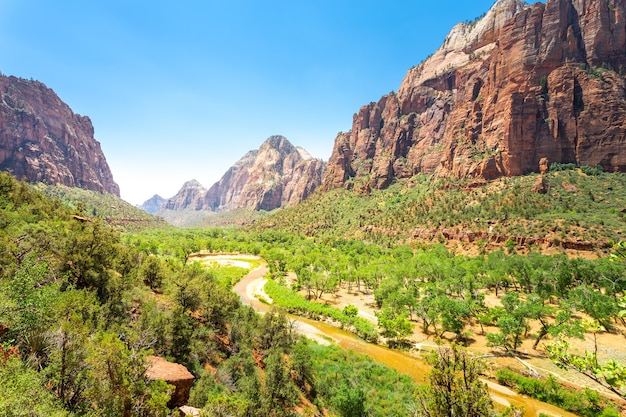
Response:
[145, 356, 194, 408]
[0, 74, 119, 195]
[166, 136, 326, 212]
[139, 194, 166, 214]
[324, 0, 626, 191]
[163, 180, 207, 211]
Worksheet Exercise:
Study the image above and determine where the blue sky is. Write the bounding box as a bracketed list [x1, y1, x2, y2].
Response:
[2, 0, 508, 204]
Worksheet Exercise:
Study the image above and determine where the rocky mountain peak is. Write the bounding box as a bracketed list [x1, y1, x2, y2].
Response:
[160, 136, 326, 214]
[296, 146, 313, 160]
[324, 0, 626, 192]
[404, 0, 527, 87]
[139, 194, 166, 214]
[0, 74, 119, 196]
[260, 135, 295, 154]
[163, 179, 207, 211]
[180, 179, 205, 190]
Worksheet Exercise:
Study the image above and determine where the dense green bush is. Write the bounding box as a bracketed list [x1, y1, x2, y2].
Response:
[264, 279, 378, 342]
[496, 368, 619, 416]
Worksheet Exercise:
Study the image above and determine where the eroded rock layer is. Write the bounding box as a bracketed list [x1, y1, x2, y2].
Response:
[0, 74, 119, 195]
[164, 136, 326, 212]
[324, 0, 626, 191]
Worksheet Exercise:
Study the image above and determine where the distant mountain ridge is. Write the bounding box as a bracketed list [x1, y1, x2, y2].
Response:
[324, 0, 626, 192]
[139, 194, 166, 214]
[0, 74, 119, 195]
[155, 136, 326, 214]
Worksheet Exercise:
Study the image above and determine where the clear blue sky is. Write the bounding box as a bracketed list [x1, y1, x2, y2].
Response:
[2, 0, 508, 204]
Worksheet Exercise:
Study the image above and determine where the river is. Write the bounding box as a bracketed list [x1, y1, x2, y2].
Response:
[195, 253, 582, 417]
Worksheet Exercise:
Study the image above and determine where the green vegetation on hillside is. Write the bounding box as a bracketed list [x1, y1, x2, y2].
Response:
[4, 168, 626, 416]
[1, 172, 427, 416]
[37, 183, 169, 231]
[252, 170, 626, 251]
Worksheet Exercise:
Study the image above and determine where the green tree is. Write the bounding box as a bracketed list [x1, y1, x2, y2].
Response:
[486, 291, 528, 352]
[333, 384, 366, 417]
[291, 338, 314, 391]
[0, 357, 69, 417]
[376, 305, 412, 344]
[45, 289, 100, 412]
[261, 350, 298, 416]
[0, 256, 59, 358]
[257, 308, 295, 354]
[83, 331, 170, 417]
[413, 344, 493, 417]
[140, 255, 166, 291]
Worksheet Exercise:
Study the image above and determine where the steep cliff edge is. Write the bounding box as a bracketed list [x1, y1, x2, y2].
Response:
[324, 0, 626, 191]
[162, 136, 326, 212]
[0, 74, 119, 195]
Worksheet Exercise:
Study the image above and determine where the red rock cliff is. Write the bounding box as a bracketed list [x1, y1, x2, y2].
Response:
[165, 136, 326, 212]
[324, 0, 626, 191]
[0, 74, 119, 195]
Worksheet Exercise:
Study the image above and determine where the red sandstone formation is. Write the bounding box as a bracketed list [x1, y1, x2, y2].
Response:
[0, 74, 119, 195]
[145, 355, 195, 408]
[324, 0, 626, 192]
[163, 136, 326, 212]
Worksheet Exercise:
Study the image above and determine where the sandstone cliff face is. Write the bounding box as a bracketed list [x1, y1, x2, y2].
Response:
[163, 180, 207, 210]
[165, 136, 326, 212]
[324, 0, 626, 191]
[0, 74, 119, 195]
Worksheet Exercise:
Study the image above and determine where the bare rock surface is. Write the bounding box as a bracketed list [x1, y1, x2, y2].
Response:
[0, 74, 119, 195]
[164, 136, 326, 212]
[145, 355, 195, 408]
[324, 0, 626, 191]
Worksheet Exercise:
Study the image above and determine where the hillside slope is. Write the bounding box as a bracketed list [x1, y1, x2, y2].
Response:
[255, 167, 626, 254]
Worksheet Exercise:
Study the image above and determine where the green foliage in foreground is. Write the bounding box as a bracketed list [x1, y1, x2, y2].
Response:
[264, 279, 378, 342]
[0, 357, 69, 417]
[414, 344, 493, 417]
[308, 342, 417, 417]
[496, 368, 619, 417]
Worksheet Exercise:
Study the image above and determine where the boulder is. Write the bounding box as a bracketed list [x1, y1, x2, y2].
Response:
[145, 355, 195, 408]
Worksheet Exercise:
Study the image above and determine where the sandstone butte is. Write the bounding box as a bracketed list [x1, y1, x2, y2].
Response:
[0, 74, 119, 196]
[163, 135, 326, 212]
[323, 0, 626, 192]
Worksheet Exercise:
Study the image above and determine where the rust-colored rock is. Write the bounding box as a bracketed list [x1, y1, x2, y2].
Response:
[164, 136, 326, 212]
[532, 176, 549, 194]
[324, 0, 626, 191]
[0, 74, 119, 195]
[145, 356, 195, 408]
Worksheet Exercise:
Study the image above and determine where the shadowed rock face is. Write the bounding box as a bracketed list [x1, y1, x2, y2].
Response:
[0, 74, 119, 195]
[164, 136, 326, 212]
[324, 0, 626, 192]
